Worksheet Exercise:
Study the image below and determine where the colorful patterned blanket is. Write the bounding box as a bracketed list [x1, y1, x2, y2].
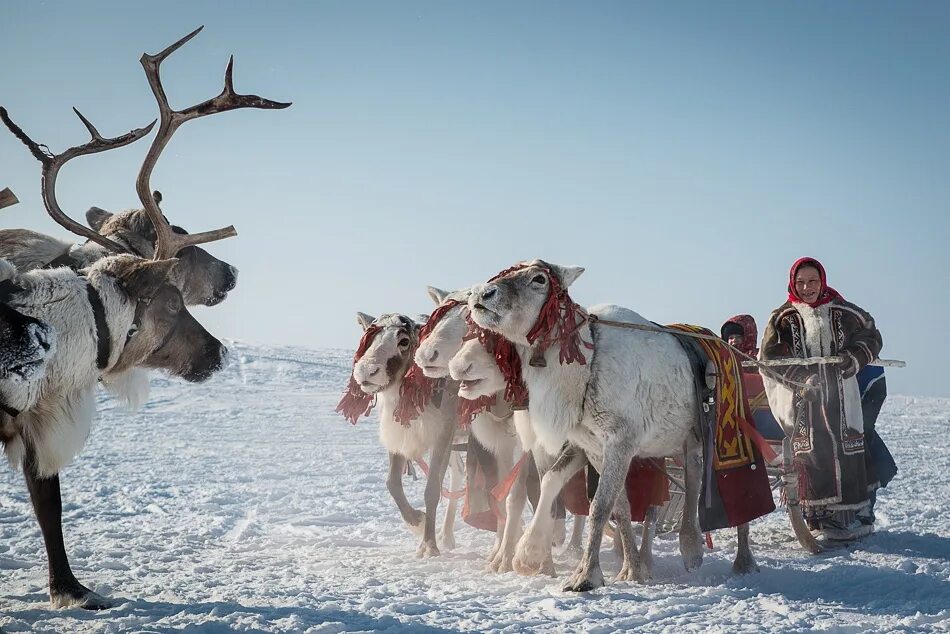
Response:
[667, 324, 775, 531]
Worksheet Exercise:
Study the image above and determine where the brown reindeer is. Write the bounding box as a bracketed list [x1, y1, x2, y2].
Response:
[0, 26, 289, 609]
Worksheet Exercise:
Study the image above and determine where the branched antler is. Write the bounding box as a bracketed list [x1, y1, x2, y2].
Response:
[137, 26, 293, 260]
[0, 106, 155, 251]
[0, 187, 19, 210]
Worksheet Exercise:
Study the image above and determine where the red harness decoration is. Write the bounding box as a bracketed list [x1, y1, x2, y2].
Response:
[487, 263, 592, 368]
[457, 394, 498, 427]
[335, 324, 382, 424]
[464, 317, 529, 409]
[393, 300, 463, 425]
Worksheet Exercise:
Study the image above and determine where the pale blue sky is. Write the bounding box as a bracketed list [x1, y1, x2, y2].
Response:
[2, 2, 947, 396]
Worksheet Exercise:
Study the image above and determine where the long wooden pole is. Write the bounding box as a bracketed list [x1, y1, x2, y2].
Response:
[742, 357, 905, 368]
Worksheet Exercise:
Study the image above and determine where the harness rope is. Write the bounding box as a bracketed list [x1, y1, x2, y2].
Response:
[587, 315, 814, 391]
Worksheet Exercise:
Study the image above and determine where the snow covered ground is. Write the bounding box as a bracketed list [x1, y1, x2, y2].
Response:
[1, 342, 948, 633]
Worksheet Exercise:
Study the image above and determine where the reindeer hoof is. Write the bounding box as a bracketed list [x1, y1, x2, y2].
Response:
[732, 553, 760, 575]
[512, 554, 541, 576]
[441, 533, 456, 551]
[416, 540, 441, 559]
[562, 565, 604, 593]
[406, 511, 426, 537]
[615, 564, 635, 583]
[513, 531, 550, 577]
[50, 583, 116, 610]
[491, 553, 515, 573]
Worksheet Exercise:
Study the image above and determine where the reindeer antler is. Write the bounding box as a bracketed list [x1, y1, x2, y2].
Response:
[0, 187, 19, 210]
[137, 26, 292, 260]
[0, 107, 155, 251]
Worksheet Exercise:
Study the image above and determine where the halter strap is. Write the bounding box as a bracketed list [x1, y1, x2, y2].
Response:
[84, 282, 112, 371]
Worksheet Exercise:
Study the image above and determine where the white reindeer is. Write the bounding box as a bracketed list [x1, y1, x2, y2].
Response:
[414, 287, 522, 569]
[338, 312, 460, 557]
[468, 259, 758, 592]
[417, 287, 578, 573]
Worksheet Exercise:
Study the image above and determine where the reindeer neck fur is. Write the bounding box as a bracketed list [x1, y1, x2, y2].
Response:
[517, 321, 593, 457]
[66, 242, 112, 269]
[1, 262, 140, 476]
[470, 400, 518, 458]
[375, 373, 458, 461]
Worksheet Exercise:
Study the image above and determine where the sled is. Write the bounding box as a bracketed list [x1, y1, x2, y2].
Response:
[654, 361, 899, 553]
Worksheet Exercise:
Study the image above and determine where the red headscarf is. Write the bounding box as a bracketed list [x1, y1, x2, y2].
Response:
[787, 257, 842, 308]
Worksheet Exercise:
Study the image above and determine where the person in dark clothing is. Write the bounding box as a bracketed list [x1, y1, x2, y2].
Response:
[760, 257, 883, 540]
[857, 365, 897, 523]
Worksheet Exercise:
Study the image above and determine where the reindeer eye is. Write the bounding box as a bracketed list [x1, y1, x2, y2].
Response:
[532, 274, 547, 285]
[127, 324, 139, 339]
[398, 337, 411, 349]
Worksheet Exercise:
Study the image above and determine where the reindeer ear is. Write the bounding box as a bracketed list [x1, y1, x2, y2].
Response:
[86, 207, 113, 232]
[122, 258, 179, 299]
[356, 312, 376, 331]
[549, 264, 585, 288]
[426, 286, 449, 306]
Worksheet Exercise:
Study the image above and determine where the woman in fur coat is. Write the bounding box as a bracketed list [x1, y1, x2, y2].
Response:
[760, 257, 883, 541]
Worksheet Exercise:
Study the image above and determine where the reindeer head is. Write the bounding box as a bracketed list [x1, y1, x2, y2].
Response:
[91, 255, 228, 383]
[469, 259, 585, 345]
[86, 206, 238, 307]
[0, 260, 55, 382]
[351, 313, 419, 394]
[413, 286, 472, 379]
[0, 25, 289, 308]
[449, 336, 506, 401]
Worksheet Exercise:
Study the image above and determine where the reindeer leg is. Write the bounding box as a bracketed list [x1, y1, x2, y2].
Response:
[567, 514, 585, 555]
[680, 444, 705, 571]
[417, 419, 455, 558]
[610, 489, 642, 584]
[636, 506, 657, 582]
[487, 448, 515, 562]
[23, 452, 114, 610]
[387, 452, 425, 535]
[490, 458, 528, 572]
[563, 438, 633, 593]
[440, 450, 464, 550]
[513, 446, 586, 577]
[732, 522, 759, 574]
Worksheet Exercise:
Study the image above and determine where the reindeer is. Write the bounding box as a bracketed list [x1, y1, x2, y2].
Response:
[414, 287, 521, 564]
[0, 26, 289, 609]
[337, 312, 462, 557]
[0, 199, 238, 307]
[416, 287, 584, 572]
[467, 260, 760, 592]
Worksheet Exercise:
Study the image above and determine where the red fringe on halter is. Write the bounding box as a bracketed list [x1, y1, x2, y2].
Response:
[464, 317, 529, 408]
[487, 263, 592, 367]
[393, 300, 464, 425]
[457, 394, 497, 426]
[335, 324, 382, 424]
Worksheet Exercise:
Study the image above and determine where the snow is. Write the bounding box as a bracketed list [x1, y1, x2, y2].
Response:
[1, 341, 948, 633]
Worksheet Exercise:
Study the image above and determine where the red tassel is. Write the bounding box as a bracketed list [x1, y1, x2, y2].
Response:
[335, 325, 382, 424]
[457, 394, 497, 427]
[394, 365, 434, 425]
[393, 300, 464, 425]
[465, 318, 529, 408]
[488, 263, 592, 368]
